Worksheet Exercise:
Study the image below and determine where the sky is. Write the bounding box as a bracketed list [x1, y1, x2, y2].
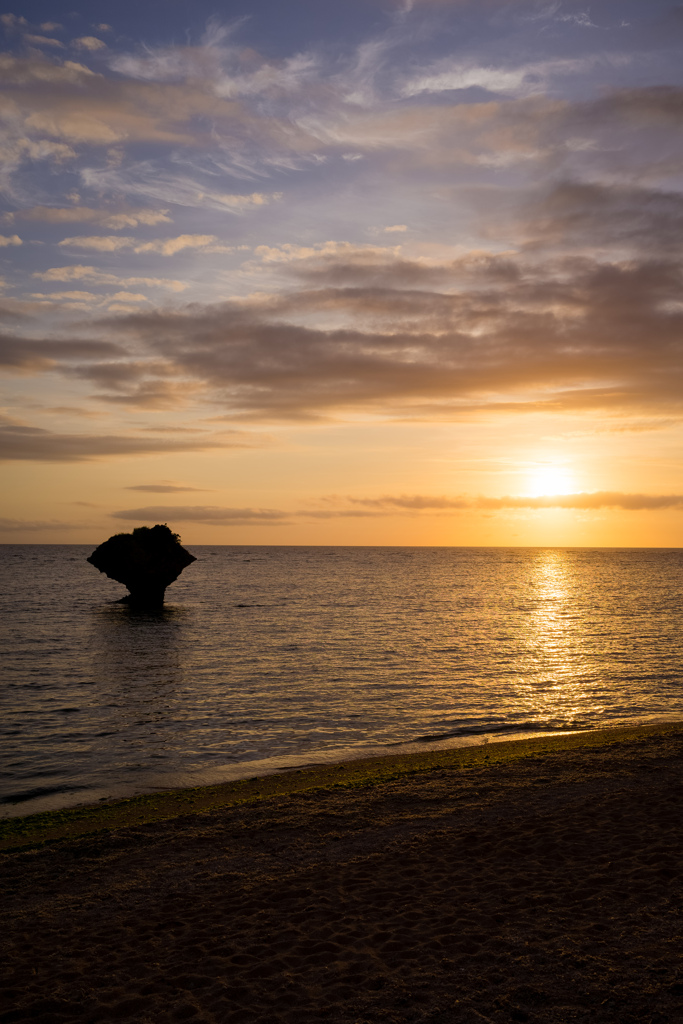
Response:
[2, 0, 683, 546]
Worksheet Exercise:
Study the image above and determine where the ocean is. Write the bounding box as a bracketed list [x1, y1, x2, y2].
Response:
[2, 544, 682, 817]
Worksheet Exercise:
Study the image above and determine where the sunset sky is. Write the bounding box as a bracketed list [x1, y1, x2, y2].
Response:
[2, 0, 683, 546]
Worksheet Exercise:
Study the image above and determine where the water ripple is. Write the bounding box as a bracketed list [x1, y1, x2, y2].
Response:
[1, 544, 682, 815]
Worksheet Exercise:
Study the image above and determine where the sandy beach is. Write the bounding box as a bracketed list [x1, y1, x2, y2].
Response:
[1, 723, 682, 1024]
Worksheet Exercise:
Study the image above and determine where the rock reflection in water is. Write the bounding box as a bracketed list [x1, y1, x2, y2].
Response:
[3, 544, 683, 818]
[88, 603, 188, 771]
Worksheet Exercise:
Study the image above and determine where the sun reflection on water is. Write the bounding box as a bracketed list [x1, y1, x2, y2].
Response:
[3, 544, 683, 817]
[521, 549, 602, 726]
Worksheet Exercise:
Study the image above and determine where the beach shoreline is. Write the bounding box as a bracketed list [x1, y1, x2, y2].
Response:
[1, 718, 680, 851]
[6, 713, 683, 825]
[2, 720, 682, 1023]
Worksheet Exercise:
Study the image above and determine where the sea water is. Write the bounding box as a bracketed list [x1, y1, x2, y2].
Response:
[2, 545, 682, 817]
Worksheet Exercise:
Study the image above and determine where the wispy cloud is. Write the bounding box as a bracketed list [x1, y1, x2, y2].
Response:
[341, 492, 683, 512]
[107, 491, 683, 527]
[0, 416, 258, 461]
[10, 206, 172, 228]
[58, 234, 225, 255]
[398, 55, 609, 99]
[0, 516, 80, 532]
[112, 504, 289, 524]
[24, 34, 64, 48]
[33, 265, 187, 291]
[111, 36, 320, 102]
[125, 483, 212, 493]
[80, 166, 283, 213]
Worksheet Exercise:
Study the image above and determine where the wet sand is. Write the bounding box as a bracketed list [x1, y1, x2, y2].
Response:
[1, 722, 682, 1024]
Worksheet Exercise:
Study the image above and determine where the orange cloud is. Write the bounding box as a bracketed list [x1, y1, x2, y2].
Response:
[84, 247, 683, 420]
[10, 206, 172, 228]
[112, 505, 288, 524]
[345, 493, 683, 512]
[0, 415, 257, 461]
[57, 234, 220, 255]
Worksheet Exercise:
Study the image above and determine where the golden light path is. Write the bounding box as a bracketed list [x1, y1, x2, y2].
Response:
[521, 549, 598, 726]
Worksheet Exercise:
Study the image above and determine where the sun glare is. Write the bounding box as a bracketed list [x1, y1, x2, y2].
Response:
[526, 465, 575, 497]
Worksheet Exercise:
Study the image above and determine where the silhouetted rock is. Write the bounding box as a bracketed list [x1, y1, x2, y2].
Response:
[87, 524, 196, 607]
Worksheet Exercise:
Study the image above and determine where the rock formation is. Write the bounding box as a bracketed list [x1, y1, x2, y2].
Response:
[87, 524, 196, 607]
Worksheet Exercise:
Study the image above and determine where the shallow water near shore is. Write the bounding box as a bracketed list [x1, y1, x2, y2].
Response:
[2, 544, 683, 817]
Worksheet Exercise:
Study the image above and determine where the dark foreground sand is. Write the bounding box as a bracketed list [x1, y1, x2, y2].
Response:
[1, 723, 682, 1024]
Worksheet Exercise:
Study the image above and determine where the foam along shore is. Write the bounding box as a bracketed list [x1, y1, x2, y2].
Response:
[2, 721, 682, 1024]
[0, 720, 679, 850]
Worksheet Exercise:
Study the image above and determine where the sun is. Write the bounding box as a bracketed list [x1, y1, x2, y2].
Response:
[526, 465, 575, 497]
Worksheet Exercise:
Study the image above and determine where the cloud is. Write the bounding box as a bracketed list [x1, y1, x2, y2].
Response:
[0, 43, 329, 192]
[0, 54, 95, 83]
[88, 377, 202, 410]
[134, 235, 223, 256]
[0, 416, 256, 461]
[0, 138, 77, 169]
[109, 491, 683, 526]
[346, 494, 471, 510]
[346, 492, 683, 512]
[108, 29, 319, 99]
[105, 303, 150, 314]
[58, 235, 134, 252]
[91, 245, 683, 420]
[11, 206, 171, 228]
[0, 54, 213, 152]
[0, 334, 123, 372]
[1, 29, 677, 211]
[72, 36, 106, 52]
[33, 265, 187, 291]
[109, 292, 148, 302]
[42, 405, 102, 417]
[252, 241, 401, 267]
[398, 55, 602, 100]
[0, 300, 28, 321]
[80, 166, 283, 213]
[0, 14, 28, 31]
[0, 234, 21, 246]
[125, 483, 212, 493]
[28, 290, 149, 311]
[24, 34, 64, 48]
[58, 234, 221, 255]
[524, 181, 683, 254]
[591, 85, 683, 124]
[0, 516, 78, 532]
[300, 508, 386, 519]
[112, 505, 289, 524]
[4, 24, 683, 430]
[400, 61, 531, 98]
